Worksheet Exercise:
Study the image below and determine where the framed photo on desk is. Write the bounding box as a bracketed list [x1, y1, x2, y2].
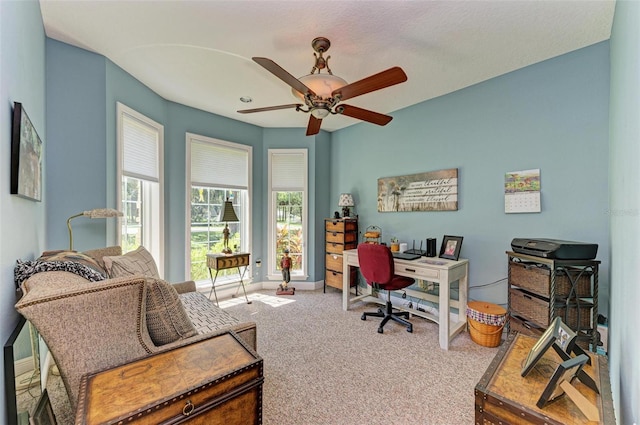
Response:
[439, 235, 463, 261]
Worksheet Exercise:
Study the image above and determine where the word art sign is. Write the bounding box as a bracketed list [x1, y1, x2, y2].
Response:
[378, 168, 458, 212]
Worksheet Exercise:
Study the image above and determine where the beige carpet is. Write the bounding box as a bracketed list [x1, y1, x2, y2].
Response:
[46, 288, 500, 424]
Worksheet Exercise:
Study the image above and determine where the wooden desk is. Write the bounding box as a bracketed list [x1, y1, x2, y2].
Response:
[76, 331, 263, 424]
[207, 252, 251, 306]
[341, 249, 468, 350]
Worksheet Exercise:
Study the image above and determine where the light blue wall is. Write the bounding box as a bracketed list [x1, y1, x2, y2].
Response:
[46, 39, 107, 251]
[609, 1, 640, 422]
[331, 42, 611, 315]
[0, 0, 46, 421]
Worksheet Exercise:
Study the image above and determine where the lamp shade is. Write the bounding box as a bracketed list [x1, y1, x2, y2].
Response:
[219, 199, 239, 222]
[338, 193, 354, 207]
[83, 208, 123, 219]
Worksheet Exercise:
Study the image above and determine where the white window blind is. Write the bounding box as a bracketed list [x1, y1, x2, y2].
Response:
[271, 152, 305, 191]
[122, 113, 160, 182]
[191, 140, 248, 189]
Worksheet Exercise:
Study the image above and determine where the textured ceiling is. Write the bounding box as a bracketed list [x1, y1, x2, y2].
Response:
[40, 0, 615, 133]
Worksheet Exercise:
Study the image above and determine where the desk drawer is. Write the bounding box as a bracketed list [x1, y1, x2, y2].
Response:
[395, 263, 439, 281]
[326, 241, 357, 255]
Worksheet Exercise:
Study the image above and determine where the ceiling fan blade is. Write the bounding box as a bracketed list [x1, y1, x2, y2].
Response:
[306, 115, 322, 136]
[237, 104, 302, 114]
[338, 105, 393, 126]
[253, 57, 316, 97]
[332, 67, 407, 101]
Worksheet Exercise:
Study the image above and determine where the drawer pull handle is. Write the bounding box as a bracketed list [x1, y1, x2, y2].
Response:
[182, 400, 194, 416]
[405, 268, 416, 273]
[523, 294, 532, 300]
[332, 232, 337, 236]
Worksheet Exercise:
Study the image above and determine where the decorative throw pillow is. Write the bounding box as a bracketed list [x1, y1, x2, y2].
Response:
[83, 246, 123, 272]
[145, 277, 198, 345]
[14, 259, 105, 289]
[103, 246, 160, 279]
[38, 250, 107, 277]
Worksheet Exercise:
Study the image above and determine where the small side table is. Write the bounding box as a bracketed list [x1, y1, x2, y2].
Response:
[206, 252, 251, 306]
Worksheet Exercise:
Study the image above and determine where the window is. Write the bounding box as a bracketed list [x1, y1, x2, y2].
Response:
[186, 133, 251, 282]
[116, 103, 164, 271]
[268, 149, 308, 280]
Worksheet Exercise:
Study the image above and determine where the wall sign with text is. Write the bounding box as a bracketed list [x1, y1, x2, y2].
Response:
[378, 168, 458, 212]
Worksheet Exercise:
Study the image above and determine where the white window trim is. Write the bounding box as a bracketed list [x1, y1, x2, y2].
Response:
[267, 148, 308, 281]
[185, 133, 252, 283]
[116, 102, 164, 273]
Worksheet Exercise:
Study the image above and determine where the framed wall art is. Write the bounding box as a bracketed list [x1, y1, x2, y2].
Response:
[378, 168, 458, 212]
[11, 102, 43, 201]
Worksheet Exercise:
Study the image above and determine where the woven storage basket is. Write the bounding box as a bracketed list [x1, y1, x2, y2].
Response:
[466, 301, 507, 347]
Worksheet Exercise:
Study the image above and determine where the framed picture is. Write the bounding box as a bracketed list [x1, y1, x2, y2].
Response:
[11, 102, 43, 202]
[439, 235, 463, 260]
[536, 354, 590, 409]
[521, 317, 577, 377]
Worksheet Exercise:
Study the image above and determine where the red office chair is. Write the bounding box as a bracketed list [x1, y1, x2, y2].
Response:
[358, 243, 415, 333]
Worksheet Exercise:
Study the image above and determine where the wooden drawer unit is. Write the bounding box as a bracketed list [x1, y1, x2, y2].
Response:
[326, 241, 357, 254]
[324, 218, 358, 292]
[507, 251, 600, 351]
[76, 331, 263, 425]
[475, 333, 614, 424]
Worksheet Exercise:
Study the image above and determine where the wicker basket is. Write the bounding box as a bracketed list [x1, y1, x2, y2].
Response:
[466, 301, 507, 348]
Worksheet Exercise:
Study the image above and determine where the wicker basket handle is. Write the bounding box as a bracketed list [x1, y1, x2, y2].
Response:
[468, 319, 504, 335]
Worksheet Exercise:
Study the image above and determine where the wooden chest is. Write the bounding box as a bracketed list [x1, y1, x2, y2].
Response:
[324, 218, 358, 291]
[76, 331, 263, 425]
[475, 333, 614, 425]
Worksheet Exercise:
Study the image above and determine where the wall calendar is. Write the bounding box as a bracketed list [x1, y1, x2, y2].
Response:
[505, 169, 541, 213]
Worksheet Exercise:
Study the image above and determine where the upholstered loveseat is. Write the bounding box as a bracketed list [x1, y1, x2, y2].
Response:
[14, 246, 256, 411]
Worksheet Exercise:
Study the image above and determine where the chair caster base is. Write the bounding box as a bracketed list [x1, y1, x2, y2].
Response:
[407, 326, 413, 333]
[361, 314, 366, 321]
[378, 327, 384, 334]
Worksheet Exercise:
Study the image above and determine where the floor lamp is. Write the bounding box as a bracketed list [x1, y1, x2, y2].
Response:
[67, 208, 123, 251]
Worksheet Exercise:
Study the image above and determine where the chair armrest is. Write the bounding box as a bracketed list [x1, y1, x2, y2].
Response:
[172, 280, 196, 294]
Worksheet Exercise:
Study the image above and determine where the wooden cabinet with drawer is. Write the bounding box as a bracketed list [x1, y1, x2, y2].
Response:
[506, 251, 600, 351]
[324, 218, 358, 292]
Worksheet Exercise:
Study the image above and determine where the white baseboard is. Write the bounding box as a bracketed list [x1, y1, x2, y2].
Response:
[196, 279, 324, 298]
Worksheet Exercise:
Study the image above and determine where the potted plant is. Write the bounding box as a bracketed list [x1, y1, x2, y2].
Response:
[390, 237, 400, 252]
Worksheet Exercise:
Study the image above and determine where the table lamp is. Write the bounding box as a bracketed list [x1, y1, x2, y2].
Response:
[338, 193, 354, 217]
[67, 208, 123, 251]
[219, 198, 239, 254]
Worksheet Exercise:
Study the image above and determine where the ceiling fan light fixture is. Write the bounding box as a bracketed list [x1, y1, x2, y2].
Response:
[310, 107, 331, 119]
[292, 73, 348, 101]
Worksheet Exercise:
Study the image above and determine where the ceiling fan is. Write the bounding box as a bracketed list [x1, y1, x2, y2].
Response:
[238, 37, 408, 136]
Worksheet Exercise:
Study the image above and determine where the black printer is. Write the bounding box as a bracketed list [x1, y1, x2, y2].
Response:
[511, 238, 598, 260]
